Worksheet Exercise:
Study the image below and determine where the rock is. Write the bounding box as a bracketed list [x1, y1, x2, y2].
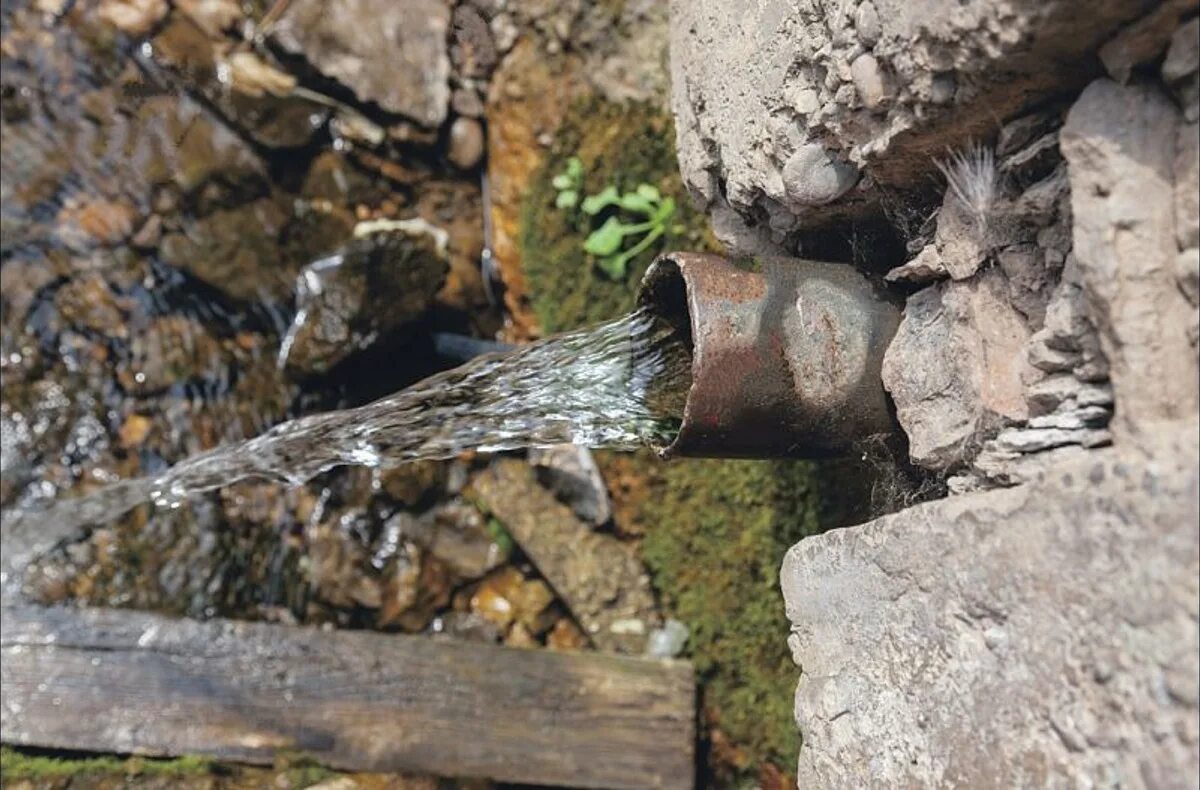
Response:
[279, 225, 447, 376]
[330, 111, 386, 148]
[55, 198, 138, 249]
[159, 197, 294, 302]
[430, 611, 503, 643]
[780, 143, 860, 208]
[1098, 0, 1196, 84]
[271, 0, 451, 127]
[424, 501, 507, 582]
[54, 274, 129, 338]
[855, 2, 881, 47]
[469, 566, 523, 629]
[117, 414, 153, 449]
[451, 4, 498, 80]
[884, 245, 947, 284]
[132, 94, 266, 194]
[670, 0, 1153, 232]
[782, 431, 1199, 787]
[468, 459, 659, 653]
[451, 86, 485, 118]
[117, 315, 223, 395]
[546, 617, 589, 651]
[97, 0, 166, 36]
[528, 444, 612, 526]
[989, 425, 1111, 453]
[150, 17, 328, 150]
[447, 116, 485, 170]
[175, 0, 242, 38]
[222, 51, 296, 98]
[376, 535, 422, 628]
[646, 618, 689, 659]
[1060, 79, 1199, 441]
[379, 461, 445, 508]
[931, 215, 985, 283]
[997, 243, 1056, 326]
[1025, 262, 1109, 388]
[129, 214, 163, 250]
[1025, 374, 1114, 417]
[1162, 17, 1200, 83]
[882, 269, 1035, 470]
[850, 53, 888, 112]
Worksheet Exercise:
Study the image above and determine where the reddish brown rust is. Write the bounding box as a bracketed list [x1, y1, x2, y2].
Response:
[638, 253, 901, 459]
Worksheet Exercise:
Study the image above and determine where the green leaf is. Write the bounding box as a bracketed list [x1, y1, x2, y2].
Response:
[635, 183, 661, 202]
[618, 191, 655, 215]
[654, 196, 677, 223]
[552, 173, 572, 191]
[581, 185, 620, 215]
[566, 156, 583, 179]
[555, 189, 578, 209]
[597, 254, 628, 279]
[584, 216, 626, 256]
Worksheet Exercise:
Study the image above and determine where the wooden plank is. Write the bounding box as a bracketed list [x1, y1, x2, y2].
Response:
[0, 605, 695, 789]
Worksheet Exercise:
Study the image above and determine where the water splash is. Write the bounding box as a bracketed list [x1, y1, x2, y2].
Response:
[2, 309, 691, 581]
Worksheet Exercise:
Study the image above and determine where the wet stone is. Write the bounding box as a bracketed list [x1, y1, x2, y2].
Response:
[271, 0, 452, 127]
[116, 315, 224, 395]
[281, 226, 447, 376]
[158, 197, 294, 302]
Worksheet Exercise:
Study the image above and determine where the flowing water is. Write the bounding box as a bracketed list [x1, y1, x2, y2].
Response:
[2, 309, 692, 584]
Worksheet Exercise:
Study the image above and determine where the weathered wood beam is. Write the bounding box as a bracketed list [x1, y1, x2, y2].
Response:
[1, 605, 695, 789]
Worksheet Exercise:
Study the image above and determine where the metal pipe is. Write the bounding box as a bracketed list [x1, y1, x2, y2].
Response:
[637, 252, 901, 459]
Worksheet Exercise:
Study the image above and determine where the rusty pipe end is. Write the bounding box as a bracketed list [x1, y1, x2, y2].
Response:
[637, 252, 901, 460]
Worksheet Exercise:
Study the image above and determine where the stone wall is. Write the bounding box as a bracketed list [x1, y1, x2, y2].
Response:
[670, 0, 1200, 784]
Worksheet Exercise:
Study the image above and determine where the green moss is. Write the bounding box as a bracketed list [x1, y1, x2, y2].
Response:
[0, 746, 215, 780]
[640, 458, 821, 776]
[520, 97, 716, 335]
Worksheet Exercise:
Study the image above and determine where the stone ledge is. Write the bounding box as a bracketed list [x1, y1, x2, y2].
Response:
[781, 426, 1200, 787]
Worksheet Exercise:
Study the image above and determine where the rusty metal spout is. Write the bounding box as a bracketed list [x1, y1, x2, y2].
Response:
[637, 252, 901, 459]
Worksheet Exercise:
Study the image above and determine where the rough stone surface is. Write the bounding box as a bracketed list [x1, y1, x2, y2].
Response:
[271, 0, 451, 126]
[669, 0, 1157, 242]
[280, 227, 448, 376]
[468, 459, 658, 653]
[1060, 78, 1199, 442]
[782, 430, 1200, 787]
[882, 268, 1034, 470]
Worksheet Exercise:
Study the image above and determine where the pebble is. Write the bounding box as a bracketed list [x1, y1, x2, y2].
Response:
[781, 142, 859, 206]
[855, 1, 882, 47]
[646, 619, 689, 659]
[97, 0, 167, 36]
[850, 52, 888, 112]
[447, 116, 485, 170]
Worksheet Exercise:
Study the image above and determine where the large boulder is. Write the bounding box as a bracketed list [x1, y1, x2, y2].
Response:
[669, 0, 1160, 244]
[782, 429, 1200, 786]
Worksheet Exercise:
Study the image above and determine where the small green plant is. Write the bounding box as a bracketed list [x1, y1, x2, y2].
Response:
[552, 156, 677, 280]
[580, 183, 676, 279]
[485, 516, 515, 558]
[551, 156, 584, 210]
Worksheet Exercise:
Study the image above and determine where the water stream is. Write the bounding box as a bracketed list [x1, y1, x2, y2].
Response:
[1, 309, 692, 586]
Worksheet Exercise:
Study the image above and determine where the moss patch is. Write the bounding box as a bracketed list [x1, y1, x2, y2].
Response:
[640, 457, 822, 777]
[0, 746, 215, 780]
[520, 97, 716, 334]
